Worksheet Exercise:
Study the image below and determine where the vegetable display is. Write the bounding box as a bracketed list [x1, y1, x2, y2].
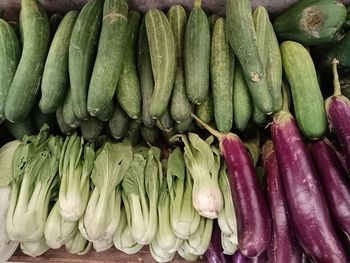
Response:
[1, 0, 350, 262]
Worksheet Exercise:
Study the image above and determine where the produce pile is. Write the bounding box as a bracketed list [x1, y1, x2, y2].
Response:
[0, 0, 350, 262]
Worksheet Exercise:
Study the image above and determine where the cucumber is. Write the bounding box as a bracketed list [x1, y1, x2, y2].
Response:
[167, 5, 192, 124]
[175, 117, 196, 133]
[40, 11, 78, 114]
[137, 17, 155, 127]
[226, 0, 272, 114]
[146, 9, 176, 119]
[69, 0, 103, 120]
[81, 117, 104, 141]
[56, 106, 76, 135]
[108, 103, 129, 139]
[233, 62, 252, 131]
[32, 104, 58, 132]
[95, 100, 114, 121]
[0, 19, 20, 123]
[266, 16, 283, 113]
[195, 90, 214, 128]
[49, 13, 63, 41]
[252, 104, 267, 126]
[156, 107, 174, 132]
[88, 0, 128, 117]
[126, 119, 141, 146]
[5, 0, 50, 122]
[63, 88, 81, 128]
[8, 21, 20, 38]
[273, 0, 347, 45]
[280, 41, 327, 139]
[211, 17, 234, 133]
[184, 0, 210, 104]
[140, 126, 160, 146]
[5, 117, 36, 140]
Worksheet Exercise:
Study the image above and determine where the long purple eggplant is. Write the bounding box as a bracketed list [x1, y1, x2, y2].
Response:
[231, 250, 249, 263]
[192, 114, 271, 258]
[325, 59, 350, 172]
[309, 138, 350, 238]
[206, 220, 226, 263]
[271, 110, 346, 263]
[262, 140, 302, 263]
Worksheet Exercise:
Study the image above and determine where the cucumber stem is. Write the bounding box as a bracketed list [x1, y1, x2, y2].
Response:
[332, 58, 341, 96]
[194, 0, 202, 8]
[191, 113, 222, 140]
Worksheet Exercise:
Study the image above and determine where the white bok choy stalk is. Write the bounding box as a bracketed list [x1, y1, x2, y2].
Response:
[65, 230, 91, 255]
[167, 146, 200, 239]
[178, 244, 199, 262]
[44, 201, 78, 249]
[79, 140, 132, 242]
[58, 134, 95, 221]
[6, 127, 62, 242]
[20, 236, 49, 257]
[180, 133, 223, 219]
[113, 191, 143, 254]
[217, 161, 238, 255]
[0, 140, 20, 263]
[122, 146, 162, 244]
[181, 216, 213, 256]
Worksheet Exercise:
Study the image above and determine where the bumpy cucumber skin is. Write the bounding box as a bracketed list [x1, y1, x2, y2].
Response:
[69, 0, 103, 120]
[195, 90, 214, 127]
[88, 0, 128, 117]
[211, 17, 234, 133]
[233, 63, 252, 131]
[80, 117, 104, 141]
[146, 9, 176, 119]
[108, 103, 130, 139]
[168, 5, 192, 124]
[5, 0, 50, 123]
[40, 11, 78, 114]
[280, 41, 327, 139]
[184, 2, 210, 105]
[0, 19, 20, 123]
[137, 17, 155, 127]
[226, 0, 273, 114]
[95, 100, 114, 121]
[63, 88, 80, 128]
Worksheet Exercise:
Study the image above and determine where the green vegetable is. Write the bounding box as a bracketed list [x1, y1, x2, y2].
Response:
[20, 236, 49, 257]
[221, 232, 238, 255]
[178, 244, 198, 261]
[58, 135, 95, 221]
[195, 90, 214, 128]
[80, 117, 104, 141]
[0, 140, 20, 187]
[156, 107, 174, 132]
[56, 106, 76, 135]
[79, 140, 132, 242]
[108, 103, 130, 140]
[140, 126, 160, 146]
[62, 88, 81, 128]
[65, 230, 91, 255]
[5, 118, 36, 141]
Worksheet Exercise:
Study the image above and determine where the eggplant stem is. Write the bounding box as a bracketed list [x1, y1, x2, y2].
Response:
[281, 82, 290, 112]
[194, 0, 202, 8]
[332, 58, 341, 96]
[191, 113, 222, 140]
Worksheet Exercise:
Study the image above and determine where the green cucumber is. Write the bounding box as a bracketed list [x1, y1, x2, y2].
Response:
[56, 106, 76, 135]
[137, 17, 155, 127]
[252, 104, 267, 126]
[32, 104, 58, 132]
[156, 107, 174, 132]
[5, 117, 36, 140]
[126, 119, 141, 146]
[88, 0, 128, 117]
[233, 62, 252, 131]
[195, 90, 214, 128]
[69, 0, 103, 120]
[280, 41, 327, 139]
[96, 100, 114, 121]
[226, 0, 272, 114]
[63, 88, 80, 128]
[175, 117, 197, 133]
[108, 103, 129, 139]
[0, 19, 20, 123]
[211, 17, 234, 133]
[266, 16, 283, 113]
[116, 10, 141, 120]
[49, 13, 63, 41]
[146, 9, 176, 119]
[140, 126, 160, 146]
[81, 117, 104, 141]
[167, 5, 192, 124]
[5, 0, 50, 122]
[40, 11, 78, 114]
[273, 0, 347, 45]
[184, 0, 210, 104]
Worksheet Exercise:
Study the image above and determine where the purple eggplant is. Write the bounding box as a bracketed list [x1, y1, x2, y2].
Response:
[262, 140, 302, 263]
[271, 110, 346, 263]
[231, 250, 249, 263]
[206, 220, 226, 263]
[325, 59, 350, 172]
[192, 114, 271, 258]
[309, 138, 350, 238]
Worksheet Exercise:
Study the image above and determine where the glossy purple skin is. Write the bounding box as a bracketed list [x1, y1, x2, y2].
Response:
[206, 220, 226, 263]
[326, 96, 350, 173]
[262, 141, 302, 263]
[231, 250, 249, 263]
[309, 138, 350, 238]
[271, 111, 346, 263]
[220, 134, 271, 258]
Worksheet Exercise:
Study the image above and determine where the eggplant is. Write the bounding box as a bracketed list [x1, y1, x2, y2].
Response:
[205, 220, 226, 263]
[271, 110, 346, 263]
[325, 59, 350, 173]
[231, 250, 249, 263]
[192, 114, 271, 258]
[309, 138, 350, 238]
[262, 140, 302, 263]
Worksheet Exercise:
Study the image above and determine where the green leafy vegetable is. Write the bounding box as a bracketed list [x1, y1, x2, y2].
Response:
[0, 140, 20, 187]
[65, 230, 91, 255]
[20, 236, 49, 257]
